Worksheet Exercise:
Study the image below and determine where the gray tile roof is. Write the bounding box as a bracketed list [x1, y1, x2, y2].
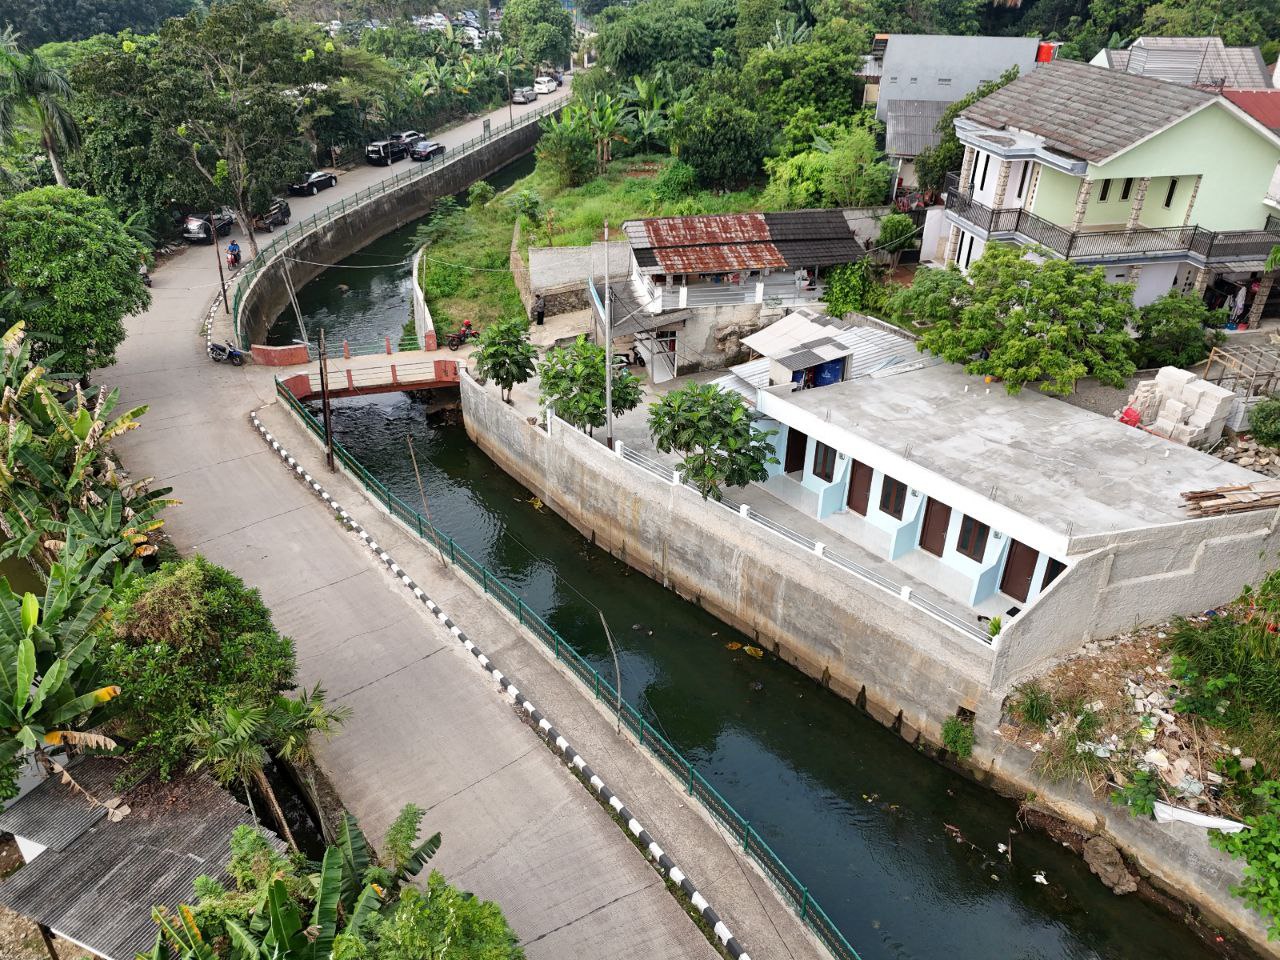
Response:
[961, 59, 1215, 163]
[884, 99, 950, 157]
[0, 761, 280, 960]
[1101, 37, 1271, 89]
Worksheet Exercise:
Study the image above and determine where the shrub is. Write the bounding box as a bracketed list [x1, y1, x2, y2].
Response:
[422, 261, 465, 300]
[942, 715, 974, 759]
[468, 181, 496, 207]
[1111, 768, 1159, 817]
[1250, 396, 1280, 447]
[1012, 682, 1054, 729]
[101, 557, 296, 778]
[824, 260, 886, 317]
[507, 188, 542, 225]
[1132, 291, 1225, 369]
[1211, 781, 1280, 938]
[653, 161, 698, 202]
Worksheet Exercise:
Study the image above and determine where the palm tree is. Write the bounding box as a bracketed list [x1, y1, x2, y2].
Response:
[764, 14, 812, 50]
[269, 683, 349, 769]
[0, 44, 80, 187]
[182, 700, 300, 853]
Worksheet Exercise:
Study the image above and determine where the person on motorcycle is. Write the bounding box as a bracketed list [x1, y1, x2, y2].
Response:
[227, 240, 241, 266]
[462, 319, 473, 336]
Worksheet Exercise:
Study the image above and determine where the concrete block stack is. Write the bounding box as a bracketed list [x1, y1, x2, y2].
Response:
[1121, 366, 1235, 448]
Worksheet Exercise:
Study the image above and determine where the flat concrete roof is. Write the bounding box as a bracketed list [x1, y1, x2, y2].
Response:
[777, 361, 1262, 537]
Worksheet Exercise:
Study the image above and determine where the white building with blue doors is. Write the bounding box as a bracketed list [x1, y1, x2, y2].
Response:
[721, 311, 1280, 684]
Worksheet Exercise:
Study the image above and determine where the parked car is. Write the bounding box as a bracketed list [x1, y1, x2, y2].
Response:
[366, 138, 409, 165]
[390, 130, 421, 145]
[288, 170, 338, 196]
[410, 139, 446, 161]
[512, 86, 537, 104]
[182, 207, 235, 243]
[251, 198, 292, 232]
[533, 76, 557, 95]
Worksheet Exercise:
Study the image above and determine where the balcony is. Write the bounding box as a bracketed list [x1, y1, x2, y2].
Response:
[944, 172, 1280, 264]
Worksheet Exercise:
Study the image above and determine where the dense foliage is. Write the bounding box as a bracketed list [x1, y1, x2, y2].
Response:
[500, 0, 574, 67]
[474, 317, 537, 402]
[1250, 397, 1280, 447]
[912, 67, 1020, 192]
[538, 336, 642, 434]
[1132, 291, 1226, 369]
[901, 243, 1138, 395]
[648, 383, 778, 501]
[0, 186, 149, 378]
[0, 0, 194, 46]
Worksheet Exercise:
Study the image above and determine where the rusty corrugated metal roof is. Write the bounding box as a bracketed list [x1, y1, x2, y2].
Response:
[654, 242, 787, 274]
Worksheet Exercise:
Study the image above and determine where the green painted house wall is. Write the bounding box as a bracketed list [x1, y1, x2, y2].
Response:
[1026, 103, 1280, 233]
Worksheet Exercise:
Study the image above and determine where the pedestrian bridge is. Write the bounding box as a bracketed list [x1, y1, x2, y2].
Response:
[279, 354, 462, 402]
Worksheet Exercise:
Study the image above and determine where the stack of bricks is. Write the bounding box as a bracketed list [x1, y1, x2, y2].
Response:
[1124, 366, 1236, 448]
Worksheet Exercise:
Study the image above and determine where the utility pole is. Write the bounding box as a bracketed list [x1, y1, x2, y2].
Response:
[318, 328, 335, 472]
[603, 220, 613, 450]
[211, 211, 229, 315]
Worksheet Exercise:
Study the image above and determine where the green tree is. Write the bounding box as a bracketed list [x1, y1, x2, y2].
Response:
[102, 556, 297, 779]
[763, 119, 892, 208]
[876, 212, 917, 268]
[1132, 291, 1226, 369]
[672, 92, 772, 188]
[648, 383, 778, 500]
[538, 336, 642, 434]
[536, 105, 594, 186]
[0, 0, 194, 47]
[0, 42, 79, 186]
[0, 186, 149, 379]
[824, 259, 887, 317]
[912, 66, 1019, 193]
[585, 91, 628, 173]
[736, 0, 786, 57]
[913, 243, 1138, 395]
[474, 318, 538, 403]
[502, 0, 574, 66]
[741, 23, 866, 125]
[885, 263, 970, 330]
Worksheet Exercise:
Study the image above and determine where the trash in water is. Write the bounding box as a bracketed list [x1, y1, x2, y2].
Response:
[750, 681, 763, 691]
[725, 641, 742, 650]
[527, 496, 544, 511]
[1033, 871, 1048, 885]
[743, 645, 764, 659]
[997, 843, 1008, 854]
[632, 624, 643, 631]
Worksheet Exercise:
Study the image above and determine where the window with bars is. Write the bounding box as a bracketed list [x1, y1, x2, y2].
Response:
[879, 476, 907, 519]
[956, 515, 990, 560]
[812, 442, 837, 482]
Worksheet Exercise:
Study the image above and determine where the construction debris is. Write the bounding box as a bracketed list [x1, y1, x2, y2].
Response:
[1120, 367, 1236, 448]
[1182, 479, 1280, 516]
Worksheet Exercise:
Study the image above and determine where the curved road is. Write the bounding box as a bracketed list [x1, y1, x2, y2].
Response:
[109, 90, 824, 960]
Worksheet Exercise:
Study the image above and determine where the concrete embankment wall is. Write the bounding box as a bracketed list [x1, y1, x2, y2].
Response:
[461, 373, 995, 741]
[238, 120, 545, 346]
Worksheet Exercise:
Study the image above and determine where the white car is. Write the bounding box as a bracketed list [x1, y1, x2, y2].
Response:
[533, 76, 557, 95]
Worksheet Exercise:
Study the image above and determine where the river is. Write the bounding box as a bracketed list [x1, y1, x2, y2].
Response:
[272, 193, 1224, 960]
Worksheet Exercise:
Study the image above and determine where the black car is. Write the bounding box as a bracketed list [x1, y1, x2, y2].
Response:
[182, 207, 235, 243]
[410, 139, 446, 161]
[289, 170, 338, 196]
[252, 198, 292, 232]
[366, 139, 409, 165]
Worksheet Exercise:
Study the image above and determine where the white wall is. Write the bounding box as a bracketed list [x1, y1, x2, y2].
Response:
[1133, 261, 1181, 307]
[921, 207, 946, 264]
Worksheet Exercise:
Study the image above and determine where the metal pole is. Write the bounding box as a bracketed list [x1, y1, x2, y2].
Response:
[318, 329, 335, 472]
[407, 435, 449, 570]
[507, 72, 514, 126]
[598, 611, 622, 735]
[211, 210, 229, 314]
[604, 220, 613, 449]
[282, 256, 309, 348]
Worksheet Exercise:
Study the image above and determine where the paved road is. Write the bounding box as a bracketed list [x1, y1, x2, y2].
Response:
[109, 89, 721, 960]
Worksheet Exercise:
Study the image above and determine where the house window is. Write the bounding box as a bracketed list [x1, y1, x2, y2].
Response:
[963, 232, 976, 269]
[1098, 179, 1111, 202]
[1120, 177, 1133, 201]
[879, 476, 907, 519]
[812, 442, 837, 482]
[1164, 178, 1179, 208]
[1015, 163, 1029, 200]
[956, 516, 990, 561]
[1042, 557, 1067, 590]
[937, 77, 952, 86]
[978, 154, 990, 191]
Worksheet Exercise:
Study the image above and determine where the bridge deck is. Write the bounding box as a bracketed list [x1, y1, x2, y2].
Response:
[278, 348, 471, 401]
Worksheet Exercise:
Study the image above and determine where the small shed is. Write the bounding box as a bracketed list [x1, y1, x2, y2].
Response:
[0, 758, 278, 960]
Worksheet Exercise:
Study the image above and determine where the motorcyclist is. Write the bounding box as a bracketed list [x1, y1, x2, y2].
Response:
[462, 318, 475, 340]
[226, 240, 241, 266]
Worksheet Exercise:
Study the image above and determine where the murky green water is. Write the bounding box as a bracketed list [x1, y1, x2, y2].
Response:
[283, 165, 1228, 959]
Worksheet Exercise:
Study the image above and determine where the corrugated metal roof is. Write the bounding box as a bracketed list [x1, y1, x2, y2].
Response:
[654, 242, 786, 274]
[884, 99, 949, 157]
[961, 59, 1215, 163]
[0, 758, 121, 851]
[1114, 36, 1272, 89]
[1223, 89, 1280, 131]
[0, 760, 282, 960]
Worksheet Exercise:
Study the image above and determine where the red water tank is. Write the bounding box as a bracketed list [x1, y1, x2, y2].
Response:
[1036, 41, 1058, 63]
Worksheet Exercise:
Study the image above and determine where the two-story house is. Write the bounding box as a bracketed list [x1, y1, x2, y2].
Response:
[942, 60, 1280, 323]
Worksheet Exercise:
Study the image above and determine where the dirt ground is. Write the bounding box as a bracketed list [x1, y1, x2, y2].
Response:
[0, 838, 86, 960]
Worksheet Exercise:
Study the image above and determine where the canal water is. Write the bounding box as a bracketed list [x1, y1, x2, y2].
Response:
[287, 179, 1223, 960]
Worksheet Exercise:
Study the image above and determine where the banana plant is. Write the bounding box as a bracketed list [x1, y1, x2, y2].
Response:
[337, 806, 441, 907]
[141, 906, 219, 960]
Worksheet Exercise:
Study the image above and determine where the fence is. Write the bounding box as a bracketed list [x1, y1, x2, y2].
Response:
[230, 98, 564, 347]
[274, 377, 865, 960]
[606, 434, 991, 645]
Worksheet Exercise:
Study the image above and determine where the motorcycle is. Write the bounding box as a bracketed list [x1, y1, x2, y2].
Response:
[446, 327, 479, 351]
[209, 341, 245, 366]
[225, 248, 242, 270]
[138, 263, 152, 288]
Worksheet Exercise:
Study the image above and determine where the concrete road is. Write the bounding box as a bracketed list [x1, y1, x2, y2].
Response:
[108, 90, 724, 960]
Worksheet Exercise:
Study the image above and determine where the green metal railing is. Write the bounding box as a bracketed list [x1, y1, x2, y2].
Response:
[274, 378, 863, 960]
[230, 98, 564, 347]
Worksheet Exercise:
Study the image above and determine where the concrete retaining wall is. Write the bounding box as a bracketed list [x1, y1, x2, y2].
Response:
[461, 372, 995, 741]
[410, 247, 439, 350]
[238, 120, 546, 346]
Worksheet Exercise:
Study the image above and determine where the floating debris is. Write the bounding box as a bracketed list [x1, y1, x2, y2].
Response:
[725, 641, 742, 650]
[997, 843, 1008, 854]
[743, 645, 764, 659]
[1033, 871, 1048, 885]
[527, 496, 544, 511]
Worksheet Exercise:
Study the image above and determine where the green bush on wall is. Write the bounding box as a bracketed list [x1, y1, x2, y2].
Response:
[1249, 396, 1280, 447]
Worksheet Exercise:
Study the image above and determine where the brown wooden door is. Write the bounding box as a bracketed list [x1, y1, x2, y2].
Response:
[847, 460, 873, 515]
[784, 427, 808, 474]
[1000, 540, 1040, 603]
[919, 498, 952, 557]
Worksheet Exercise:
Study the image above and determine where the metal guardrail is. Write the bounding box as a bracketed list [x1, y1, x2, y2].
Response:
[605, 432, 991, 645]
[230, 98, 564, 347]
[274, 378, 865, 960]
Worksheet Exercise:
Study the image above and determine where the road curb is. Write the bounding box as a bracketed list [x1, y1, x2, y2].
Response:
[248, 408, 752, 960]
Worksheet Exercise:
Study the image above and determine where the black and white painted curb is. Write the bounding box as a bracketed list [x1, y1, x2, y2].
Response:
[248, 409, 752, 960]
